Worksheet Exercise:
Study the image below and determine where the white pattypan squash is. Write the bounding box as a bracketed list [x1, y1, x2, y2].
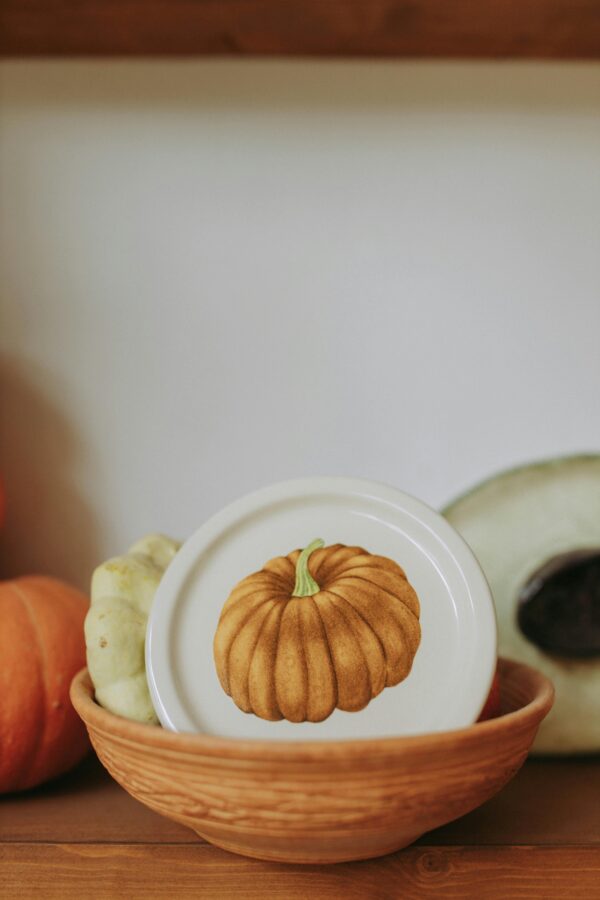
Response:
[85, 533, 181, 724]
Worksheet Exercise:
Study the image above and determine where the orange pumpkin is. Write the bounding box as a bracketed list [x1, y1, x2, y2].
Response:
[0, 576, 89, 793]
[214, 539, 421, 723]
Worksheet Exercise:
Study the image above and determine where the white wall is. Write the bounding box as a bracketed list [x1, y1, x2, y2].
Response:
[1, 61, 599, 590]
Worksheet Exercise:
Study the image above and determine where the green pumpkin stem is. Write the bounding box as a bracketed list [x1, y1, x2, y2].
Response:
[292, 538, 325, 597]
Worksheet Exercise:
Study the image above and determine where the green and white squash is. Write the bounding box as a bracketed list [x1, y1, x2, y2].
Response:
[85, 534, 180, 724]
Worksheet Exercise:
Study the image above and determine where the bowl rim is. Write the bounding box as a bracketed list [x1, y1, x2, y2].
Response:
[70, 656, 554, 761]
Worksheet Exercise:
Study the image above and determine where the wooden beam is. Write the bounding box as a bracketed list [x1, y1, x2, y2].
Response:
[1, 0, 599, 59]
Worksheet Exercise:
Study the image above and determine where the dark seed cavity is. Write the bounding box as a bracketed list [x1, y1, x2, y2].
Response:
[518, 549, 600, 658]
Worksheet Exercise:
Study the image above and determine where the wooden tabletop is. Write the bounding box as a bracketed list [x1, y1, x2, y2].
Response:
[1, 752, 599, 899]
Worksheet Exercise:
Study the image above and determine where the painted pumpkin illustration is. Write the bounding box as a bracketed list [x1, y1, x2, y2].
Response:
[213, 539, 421, 723]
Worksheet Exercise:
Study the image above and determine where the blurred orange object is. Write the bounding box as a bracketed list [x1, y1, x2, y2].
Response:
[0, 576, 89, 793]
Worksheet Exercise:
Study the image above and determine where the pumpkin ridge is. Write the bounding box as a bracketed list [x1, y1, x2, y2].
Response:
[236, 570, 289, 589]
[213, 594, 277, 694]
[339, 577, 421, 680]
[337, 572, 420, 625]
[227, 598, 280, 711]
[308, 597, 338, 713]
[8, 581, 48, 788]
[306, 545, 341, 581]
[237, 571, 288, 587]
[218, 577, 285, 622]
[316, 593, 372, 712]
[302, 546, 331, 581]
[337, 555, 408, 582]
[325, 584, 392, 663]
[317, 546, 367, 585]
[324, 589, 387, 694]
[217, 592, 283, 692]
[271, 600, 287, 720]
[274, 599, 309, 722]
[323, 593, 374, 694]
[219, 589, 283, 627]
[298, 594, 330, 722]
[249, 570, 290, 590]
[327, 583, 413, 686]
[338, 575, 420, 656]
[226, 574, 288, 605]
[247, 601, 285, 718]
[264, 554, 297, 586]
[285, 550, 302, 577]
[296, 602, 310, 721]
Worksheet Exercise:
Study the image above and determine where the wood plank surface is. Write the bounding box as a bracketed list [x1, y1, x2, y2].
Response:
[2, 844, 600, 899]
[1, 755, 195, 844]
[427, 755, 600, 845]
[2, 754, 599, 898]
[1, 0, 600, 59]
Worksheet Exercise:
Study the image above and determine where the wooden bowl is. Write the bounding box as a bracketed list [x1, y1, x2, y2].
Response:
[70, 657, 553, 864]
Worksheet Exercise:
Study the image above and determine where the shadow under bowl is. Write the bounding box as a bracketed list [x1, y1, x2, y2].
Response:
[70, 657, 553, 864]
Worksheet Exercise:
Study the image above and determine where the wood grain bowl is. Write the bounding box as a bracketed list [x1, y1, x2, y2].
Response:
[70, 657, 553, 864]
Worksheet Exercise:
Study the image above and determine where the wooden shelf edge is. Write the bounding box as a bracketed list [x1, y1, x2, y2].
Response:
[2, 843, 600, 899]
[1, 0, 600, 59]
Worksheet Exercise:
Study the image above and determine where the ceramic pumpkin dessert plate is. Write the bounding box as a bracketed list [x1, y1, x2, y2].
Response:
[213, 538, 421, 723]
[146, 477, 497, 740]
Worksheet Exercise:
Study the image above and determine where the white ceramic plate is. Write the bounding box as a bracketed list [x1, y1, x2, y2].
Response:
[146, 477, 497, 740]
